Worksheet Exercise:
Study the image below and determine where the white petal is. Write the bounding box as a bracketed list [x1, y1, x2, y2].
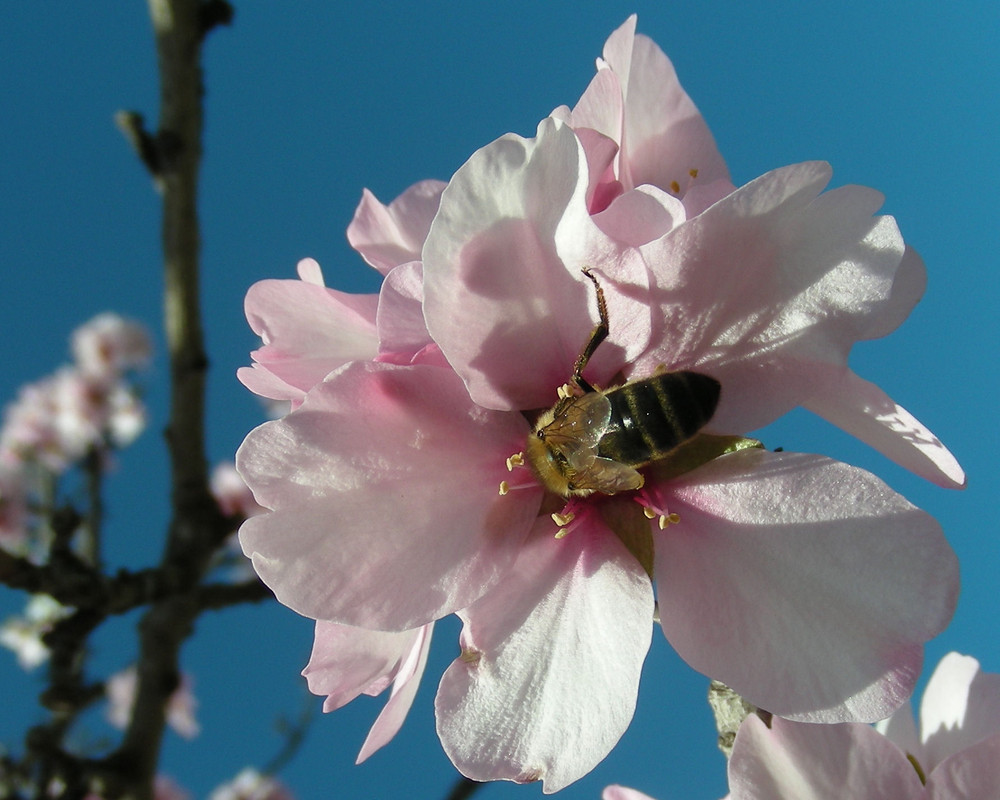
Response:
[655, 449, 958, 722]
[729, 716, 923, 800]
[920, 652, 1000, 771]
[803, 369, 965, 488]
[436, 517, 653, 793]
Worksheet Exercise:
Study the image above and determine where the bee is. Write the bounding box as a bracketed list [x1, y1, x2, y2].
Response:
[524, 269, 721, 498]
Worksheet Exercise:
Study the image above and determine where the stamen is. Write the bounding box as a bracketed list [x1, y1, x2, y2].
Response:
[658, 512, 681, 529]
[506, 452, 525, 471]
[551, 511, 575, 528]
[634, 490, 681, 529]
[460, 648, 482, 665]
[499, 452, 542, 496]
[669, 168, 701, 196]
[549, 499, 587, 539]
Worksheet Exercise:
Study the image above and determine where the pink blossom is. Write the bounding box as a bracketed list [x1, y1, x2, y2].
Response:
[105, 665, 200, 739]
[728, 654, 1000, 799]
[302, 620, 432, 762]
[238, 17, 961, 793]
[71, 312, 152, 381]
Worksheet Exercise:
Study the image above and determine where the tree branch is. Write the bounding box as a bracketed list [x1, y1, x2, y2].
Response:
[107, 2, 230, 796]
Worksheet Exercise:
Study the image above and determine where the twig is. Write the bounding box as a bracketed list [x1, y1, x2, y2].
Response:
[105, 2, 230, 797]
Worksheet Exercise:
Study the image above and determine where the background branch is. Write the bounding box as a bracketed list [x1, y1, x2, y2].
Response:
[105, 2, 228, 797]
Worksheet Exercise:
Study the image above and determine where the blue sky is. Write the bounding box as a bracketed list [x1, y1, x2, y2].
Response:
[1, 2, 997, 798]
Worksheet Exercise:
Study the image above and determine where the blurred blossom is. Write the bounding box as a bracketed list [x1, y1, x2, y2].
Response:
[728, 652, 1000, 799]
[208, 768, 294, 800]
[71, 312, 152, 381]
[104, 381, 146, 448]
[210, 462, 264, 519]
[105, 666, 200, 739]
[237, 14, 962, 793]
[0, 367, 147, 474]
[0, 594, 72, 670]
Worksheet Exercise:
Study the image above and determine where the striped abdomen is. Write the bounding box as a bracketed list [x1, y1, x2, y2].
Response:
[597, 371, 721, 466]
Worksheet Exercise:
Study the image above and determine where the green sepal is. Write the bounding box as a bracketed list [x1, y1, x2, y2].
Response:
[600, 499, 655, 580]
[646, 433, 764, 483]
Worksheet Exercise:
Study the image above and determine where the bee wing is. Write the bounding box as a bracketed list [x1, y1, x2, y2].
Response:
[572, 457, 645, 495]
[540, 392, 612, 471]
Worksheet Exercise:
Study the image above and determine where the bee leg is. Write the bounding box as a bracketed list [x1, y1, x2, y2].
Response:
[573, 268, 610, 385]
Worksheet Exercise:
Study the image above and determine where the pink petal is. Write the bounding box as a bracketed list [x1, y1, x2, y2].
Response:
[861, 244, 927, 340]
[920, 653, 1000, 771]
[654, 449, 959, 722]
[571, 45, 625, 153]
[375, 262, 432, 360]
[925, 734, 1000, 800]
[803, 369, 965, 488]
[238, 362, 541, 629]
[592, 184, 685, 246]
[302, 620, 421, 711]
[356, 623, 433, 763]
[589, 15, 729, 192]
[729, 716, 924, 800]
[241, 264, 378, 402]
[346, 180, 447, 275]
[436, 516, 654, 793]
[573, 125, 622, 213]
[423, 118, 650, 410]
[876, 699, 922, 764]
[637, 161, 910, 434]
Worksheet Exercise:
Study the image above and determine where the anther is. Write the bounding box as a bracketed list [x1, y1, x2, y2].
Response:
[658, 512, 681, 529]
[551, 511, 575, 528]
[498, 481, 510, 496]
[506, 452, 525, 471]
